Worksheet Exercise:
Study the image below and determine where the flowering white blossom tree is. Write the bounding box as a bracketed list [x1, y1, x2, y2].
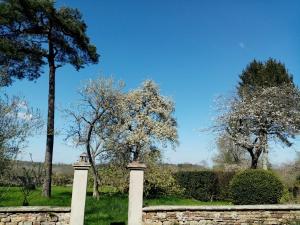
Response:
[216, 84, 300, 169]
[106, 80, 178, 163]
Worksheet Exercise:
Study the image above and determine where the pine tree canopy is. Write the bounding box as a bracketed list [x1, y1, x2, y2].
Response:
[0, 0, 99, 86]
[238, 58, 294, 97]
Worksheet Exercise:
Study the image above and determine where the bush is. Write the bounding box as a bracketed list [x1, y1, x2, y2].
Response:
[144, 165, 183, 199]
[52, 173, 73, 186]
[230, 169, 284, 205]
[97, 164, 129, 194]
[215, 171, 236, 201]
[175, 171, 218, 201]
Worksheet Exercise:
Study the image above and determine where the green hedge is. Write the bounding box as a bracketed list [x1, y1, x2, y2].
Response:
[230, 169, 284, 205]
[175, 170, 236, 201]
[215, 171, 236, 201]
[175, 171, 218, 201]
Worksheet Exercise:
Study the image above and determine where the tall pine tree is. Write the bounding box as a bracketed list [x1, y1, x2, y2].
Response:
[0, 0, 99, 197]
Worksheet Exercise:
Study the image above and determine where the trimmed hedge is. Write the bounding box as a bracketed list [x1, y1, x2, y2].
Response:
[175, 171, 218, 201]
[230, 169, 284, 205]
[215, 171, 236, 201]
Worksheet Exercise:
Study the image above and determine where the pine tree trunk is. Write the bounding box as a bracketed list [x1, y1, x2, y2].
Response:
[42, 39, 55, 198]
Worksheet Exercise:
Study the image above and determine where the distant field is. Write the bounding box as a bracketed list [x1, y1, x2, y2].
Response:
[0, 186, 230, 225]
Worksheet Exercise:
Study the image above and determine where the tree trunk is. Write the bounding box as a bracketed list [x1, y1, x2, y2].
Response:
[250, 145, 263, 169]
[42, 38, 55, 198]
[262, 133, 268, 170]
[92, 173, 100, 199]
[91, 153, 100, 199]
[87, 152, 101, 199]
[86, 121, 101, 199]
[250, 156, 259, 169]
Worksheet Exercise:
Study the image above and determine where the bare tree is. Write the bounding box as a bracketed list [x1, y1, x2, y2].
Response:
[65, 77, 124, 199]
[215, 85, 300, 169]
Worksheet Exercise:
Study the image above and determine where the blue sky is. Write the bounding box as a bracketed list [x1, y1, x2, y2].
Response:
[4, 0, 300, 165]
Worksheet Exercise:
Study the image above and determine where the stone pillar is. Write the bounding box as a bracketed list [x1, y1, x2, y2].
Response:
[127, 162, 146, 225]
[70, 153, 91, 225]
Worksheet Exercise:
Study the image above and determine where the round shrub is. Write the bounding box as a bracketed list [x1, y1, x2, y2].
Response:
[230, 169, 284, 205]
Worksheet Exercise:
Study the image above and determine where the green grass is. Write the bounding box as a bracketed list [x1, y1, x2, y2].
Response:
[0, 186, 230, 225]
[144, 196, 230, 206]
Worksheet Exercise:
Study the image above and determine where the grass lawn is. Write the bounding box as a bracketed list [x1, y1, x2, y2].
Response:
[0, 186, 230, 225]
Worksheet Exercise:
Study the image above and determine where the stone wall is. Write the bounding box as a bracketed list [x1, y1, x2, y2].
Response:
[143, 205, 300, 225]
[0, 206, 70, 225]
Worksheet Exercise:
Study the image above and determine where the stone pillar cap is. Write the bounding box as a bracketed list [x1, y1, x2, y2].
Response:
[127, 161, 147, 170]
[73, 162, 91, 170]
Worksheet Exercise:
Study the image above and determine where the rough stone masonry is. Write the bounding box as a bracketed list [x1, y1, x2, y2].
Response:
[143, 205, 300, 225]
[0, 207, 70, 225]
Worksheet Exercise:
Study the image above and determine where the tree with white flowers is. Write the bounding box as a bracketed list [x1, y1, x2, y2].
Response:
[216, 84, 300, 169]
[106, 80, 178, 163]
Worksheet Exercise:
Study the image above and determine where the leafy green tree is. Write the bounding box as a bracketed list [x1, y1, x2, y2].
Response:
[238, 58, 294, 97]
[0, 0, 99, 197]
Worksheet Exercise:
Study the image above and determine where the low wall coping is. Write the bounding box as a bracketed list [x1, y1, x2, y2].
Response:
[143, 204, 300, 212]
[0, 206, 71, 213]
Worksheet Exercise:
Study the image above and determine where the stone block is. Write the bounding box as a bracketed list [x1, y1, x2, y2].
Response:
[6, 222, 18, 225]
[1, 216, 11, 222]
[18, 222, 33, 225]
[40, 222, 55, 225]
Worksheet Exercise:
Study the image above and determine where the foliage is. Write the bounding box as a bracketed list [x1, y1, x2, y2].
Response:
[65, 77, 124, 198]
[0, 186, 229, 225]
[238, 58, 293, 97]
[0, 94, 41, 200]
[175, 171, 218, 201]
[214, 171, 236, 201]
[106, 80, 178, 162]
[67, 78, 178, 197]
[216, 84, 300, 169]
[97, 164, 129, 194]
[0, 0, 99, 85]
[274, 154, 300, 203]
[143, 151, 183, 198]
[214, 59, 300, 169]
[230, 169, 284, 205]
[97, 153, 183, 199]
[52, 173, 73, 186]
[0, 0, 99, 197]
[213, 133, 248, 168]
[16, 167, 37, 206]
[280, 186, 293, 204]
